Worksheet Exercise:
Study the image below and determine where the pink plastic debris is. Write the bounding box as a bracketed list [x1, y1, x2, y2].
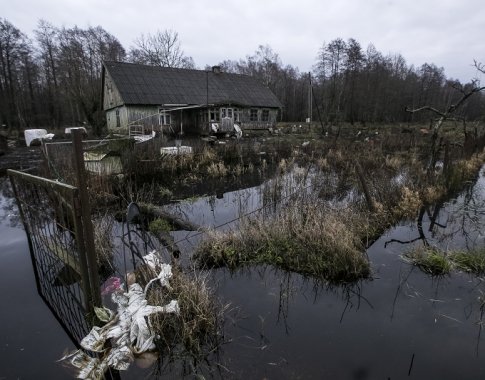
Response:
[101, 276, 122, 296]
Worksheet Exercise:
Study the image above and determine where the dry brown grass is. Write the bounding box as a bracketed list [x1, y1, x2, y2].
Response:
[92, 215, 115, 271]
[134, 264, 225, 365]
[206, 162, 228, 177]
[196, 199, 370, 283]
[392, 186, 423, 220]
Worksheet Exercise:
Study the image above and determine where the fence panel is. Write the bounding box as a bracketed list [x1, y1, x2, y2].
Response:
[8, 169, 96, 344]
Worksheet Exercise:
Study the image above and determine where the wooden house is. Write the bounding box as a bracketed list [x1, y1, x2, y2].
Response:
[102, 61, 282, 135]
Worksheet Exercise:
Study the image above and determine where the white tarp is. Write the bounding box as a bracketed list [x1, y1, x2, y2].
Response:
[24, 129, 54, 146]
[65, 127, 87, 135]
[160, 146, 193, 155]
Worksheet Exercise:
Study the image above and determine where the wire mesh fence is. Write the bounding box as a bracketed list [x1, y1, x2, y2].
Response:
[8, 168, 99, 345]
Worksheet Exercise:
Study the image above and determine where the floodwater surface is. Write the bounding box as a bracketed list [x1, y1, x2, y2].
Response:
[0, 177, 75, 378]
[164, 169, 485, 379]
[2, 165, 485, 379]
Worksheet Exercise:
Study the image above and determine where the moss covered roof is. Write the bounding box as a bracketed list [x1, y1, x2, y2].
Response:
[104, 61, 282, 108]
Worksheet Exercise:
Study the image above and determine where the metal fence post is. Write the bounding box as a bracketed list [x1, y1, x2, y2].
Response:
[72, 129, 102, 309]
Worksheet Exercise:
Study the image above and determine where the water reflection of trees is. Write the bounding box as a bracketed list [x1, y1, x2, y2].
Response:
[0, 177, 22, 228]
[383, 172, 485, 355]
[385, 174, 485, 250]
[249, 267, 374, 331]
[390, 260, 485, 357]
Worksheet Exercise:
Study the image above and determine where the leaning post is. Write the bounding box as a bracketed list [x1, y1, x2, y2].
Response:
[72, 128, 102, 309]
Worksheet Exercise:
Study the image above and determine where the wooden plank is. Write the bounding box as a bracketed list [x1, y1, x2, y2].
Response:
[47, 239, 82, 276]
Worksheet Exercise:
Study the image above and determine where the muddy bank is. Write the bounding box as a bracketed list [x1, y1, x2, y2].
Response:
[0, 145, 42, 174]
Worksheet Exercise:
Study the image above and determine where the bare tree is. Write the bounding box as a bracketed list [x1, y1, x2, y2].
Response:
[405, 81, 485, 136]
[35, 20, 62, 127]
[406, 68, 485, 171]
[56, 25, 126, 135]
[0, 18, 32, 132]
[129, 30, 194, 68]
[315, 38, 347, 122]
[475, 60, 485, 76]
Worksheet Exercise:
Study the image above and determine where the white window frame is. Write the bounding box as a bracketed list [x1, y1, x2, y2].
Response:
[210, 108, 220, 122]
[159, 109, 171, 126]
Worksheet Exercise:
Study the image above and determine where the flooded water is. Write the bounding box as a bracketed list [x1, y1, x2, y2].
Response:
[0, 177, 75, 378]
[1, 165, 485, 379]
[212, 239, 484, 379]
[166, 169, 485, 379]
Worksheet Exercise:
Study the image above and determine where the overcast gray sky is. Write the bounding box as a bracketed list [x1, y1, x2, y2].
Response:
[3, 0, 485, 82]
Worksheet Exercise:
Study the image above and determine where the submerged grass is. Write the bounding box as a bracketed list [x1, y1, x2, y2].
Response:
[404, 246, 452, 276]
[196, 201, 370, 284]
[404, 245, 485, 277]
[195, 140, 485, 284]
[451, 249, 485, 275]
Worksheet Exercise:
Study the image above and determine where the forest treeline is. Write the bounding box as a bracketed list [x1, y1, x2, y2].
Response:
[1, 18, 484, 136]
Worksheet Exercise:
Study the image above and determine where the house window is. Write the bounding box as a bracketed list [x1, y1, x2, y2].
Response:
[250, 109, 258, 122]
[234, 109, 240, 122]
[261, 109, 270, 122]
[159, 109, 171, 125]
[221, 108, 234, 119]
[116, 108, 121, 128]
[210, 108, 220, 121]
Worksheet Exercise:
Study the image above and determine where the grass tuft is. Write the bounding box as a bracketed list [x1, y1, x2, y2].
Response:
[135, 264, 224, 366]
[196, 201, 370, 284]
[148, 218, 172, 235]
[451, 249, 485, 275]
[404, 246, 451, 276]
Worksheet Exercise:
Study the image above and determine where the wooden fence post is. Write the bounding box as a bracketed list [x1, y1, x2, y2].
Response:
[72, 129, 101, 309]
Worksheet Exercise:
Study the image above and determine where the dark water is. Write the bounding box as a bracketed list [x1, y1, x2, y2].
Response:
[0, 177, 75, 379]
[1, 166, 485, 379]
[168, 170, 485, 379]
[212, 241, 484, 379]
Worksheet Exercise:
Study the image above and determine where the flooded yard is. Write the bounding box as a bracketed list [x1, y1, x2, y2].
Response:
[2, 163, 485, 379]
[0, 177, 75, 378]
[154, 167, 485, 379]
[2, 128, 485, 379]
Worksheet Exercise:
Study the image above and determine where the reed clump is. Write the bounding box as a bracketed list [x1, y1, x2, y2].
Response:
[196, 201, 370, 284]
[403, 246, 452, 276]
[391, 186, 423, 220]
[92, 216, 115, 272]
[206, 162, 228, 177]
[404, 245, 485, 277]
[451, 249, 485, 275]
[135, 264, 224, 364]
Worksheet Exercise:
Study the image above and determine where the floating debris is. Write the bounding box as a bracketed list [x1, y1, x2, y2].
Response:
[60, 254, 179, 378]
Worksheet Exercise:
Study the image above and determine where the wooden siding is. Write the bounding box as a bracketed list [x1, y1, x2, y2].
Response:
[106, 105, 159, 134]
[239, 108, 278, 129]
[103, 71, 124, 110]
[106, 105, 278, 134]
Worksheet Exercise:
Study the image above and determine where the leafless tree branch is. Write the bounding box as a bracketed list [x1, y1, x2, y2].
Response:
[474, 60, 485, 75]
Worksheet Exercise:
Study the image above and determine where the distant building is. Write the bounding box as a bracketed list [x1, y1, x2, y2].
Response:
[102, 61, 282, 135]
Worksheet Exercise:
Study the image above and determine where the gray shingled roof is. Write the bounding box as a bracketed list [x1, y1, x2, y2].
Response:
[104, 61, 282, 108]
